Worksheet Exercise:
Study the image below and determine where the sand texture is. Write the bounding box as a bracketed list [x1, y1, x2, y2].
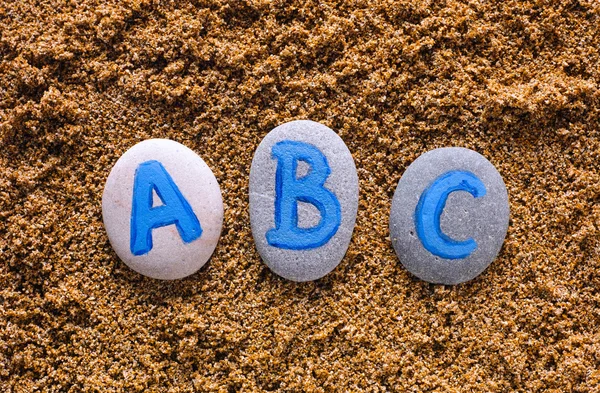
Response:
[1, 1, 599, 391]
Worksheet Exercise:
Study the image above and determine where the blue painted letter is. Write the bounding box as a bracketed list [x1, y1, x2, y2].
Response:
[266, 141, 341, 250]
[130, 160, 202, 256]
[415, 170, 486, 259]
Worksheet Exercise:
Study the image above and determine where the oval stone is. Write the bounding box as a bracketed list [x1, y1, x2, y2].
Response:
[102, 139, 223, 280]
[250, 120, 359, 282]
[389, 147, 509, 285]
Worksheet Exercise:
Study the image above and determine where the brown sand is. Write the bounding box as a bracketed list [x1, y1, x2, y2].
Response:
[1, 0, 599, 391]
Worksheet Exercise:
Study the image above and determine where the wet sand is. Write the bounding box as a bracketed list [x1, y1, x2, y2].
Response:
[1, 1, 599, 391]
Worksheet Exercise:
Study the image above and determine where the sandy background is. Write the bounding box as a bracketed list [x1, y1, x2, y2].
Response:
[1, 0, 599, 391]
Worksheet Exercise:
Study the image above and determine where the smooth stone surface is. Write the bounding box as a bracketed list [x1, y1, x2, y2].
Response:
[250, 120, 359, 282]
[390, 147, 509, 285]
[102, 139, 223, 280]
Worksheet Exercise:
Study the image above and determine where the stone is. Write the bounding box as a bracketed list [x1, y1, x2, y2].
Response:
[389, 147, 509, 285]
[250, 120, 359, 282]
[102, 139, 223, 280]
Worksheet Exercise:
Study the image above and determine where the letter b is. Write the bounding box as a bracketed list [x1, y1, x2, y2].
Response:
[266, 141, 341, 250]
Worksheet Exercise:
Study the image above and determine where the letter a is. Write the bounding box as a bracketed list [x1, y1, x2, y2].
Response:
[266, 140, 341, 250]
[130, 160, 202, 256]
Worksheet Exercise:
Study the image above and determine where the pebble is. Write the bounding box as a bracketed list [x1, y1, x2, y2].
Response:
[389, 147, 509, 285]
[250, 120, 359, 282]
[102, 139, 223, 280]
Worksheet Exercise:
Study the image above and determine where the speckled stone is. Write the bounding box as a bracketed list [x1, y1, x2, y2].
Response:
[250, 120, 359, 282]
[390, 147, 509, 285]
[102, 139, 223, 280]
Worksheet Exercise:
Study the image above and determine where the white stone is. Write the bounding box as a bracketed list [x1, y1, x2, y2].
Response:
[102, 139, 223, 280]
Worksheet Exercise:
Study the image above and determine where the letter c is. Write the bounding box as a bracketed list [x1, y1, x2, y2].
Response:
[266, 140, 341, 250]
[414, 170, 486, 259]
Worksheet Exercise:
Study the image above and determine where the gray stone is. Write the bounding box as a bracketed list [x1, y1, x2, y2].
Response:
[250, 120, 359, 282]
[102, 139, 223, 280]
[389, 147, 509, 285]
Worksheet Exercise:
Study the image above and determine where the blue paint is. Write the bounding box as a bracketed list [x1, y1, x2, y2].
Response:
[414, 170, 486, 259]
[130, 160, 202, 256]
[266, 140, 341, 250]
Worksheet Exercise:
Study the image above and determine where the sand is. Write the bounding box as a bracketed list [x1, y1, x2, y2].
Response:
[1, 0, 599, 391]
